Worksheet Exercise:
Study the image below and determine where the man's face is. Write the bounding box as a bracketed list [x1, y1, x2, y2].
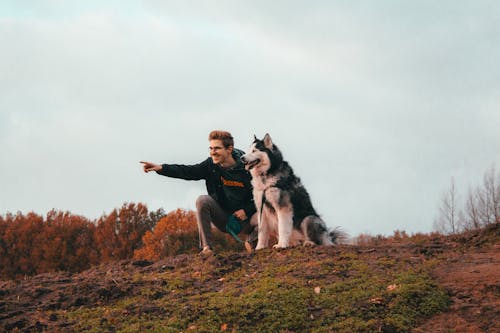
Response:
[209, 139, 233, 165]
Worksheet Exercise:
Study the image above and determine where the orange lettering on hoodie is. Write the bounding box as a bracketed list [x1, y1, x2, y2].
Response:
[221, 176, 244, 188]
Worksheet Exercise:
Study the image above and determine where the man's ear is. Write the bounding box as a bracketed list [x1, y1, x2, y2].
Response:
[263, 133, 273, 149]
[227, 145, 234, 153]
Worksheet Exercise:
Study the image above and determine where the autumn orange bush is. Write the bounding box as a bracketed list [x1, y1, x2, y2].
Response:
[1, 203, 241, 280]
[95, 203, 161, 262]
[0, 211, 97, 279]
[352, 230, 444, 246]
[134, 209, 199, 260]
[0, 203, 164, 280]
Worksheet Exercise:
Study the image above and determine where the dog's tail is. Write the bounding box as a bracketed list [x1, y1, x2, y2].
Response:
[328, 227, 348, 244]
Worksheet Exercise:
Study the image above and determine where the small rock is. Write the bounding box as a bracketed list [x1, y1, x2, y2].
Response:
[131, 260, 153, 267]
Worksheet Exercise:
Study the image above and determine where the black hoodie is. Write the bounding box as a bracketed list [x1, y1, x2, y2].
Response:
[156, 149, 256, 218]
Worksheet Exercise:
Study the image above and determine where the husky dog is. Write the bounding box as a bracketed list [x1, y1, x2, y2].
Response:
[241, 134, 343, 249]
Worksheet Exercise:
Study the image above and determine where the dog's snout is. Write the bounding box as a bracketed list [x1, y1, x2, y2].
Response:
[240, 156, 247, 163]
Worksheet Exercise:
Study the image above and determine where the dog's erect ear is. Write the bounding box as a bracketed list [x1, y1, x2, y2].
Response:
[263, 133, 273, 149]
[253, 134, 258, 142]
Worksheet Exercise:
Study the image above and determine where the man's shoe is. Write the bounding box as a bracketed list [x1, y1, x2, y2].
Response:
[200, 246, 214, 256]
[244, 241, 254, 253]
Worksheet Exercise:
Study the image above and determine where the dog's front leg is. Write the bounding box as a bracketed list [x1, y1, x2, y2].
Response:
[254, 191, 269, 250]
[265, 188, 293, 249]
[274, 208, 293, 248]
[255, 214, 269, 250]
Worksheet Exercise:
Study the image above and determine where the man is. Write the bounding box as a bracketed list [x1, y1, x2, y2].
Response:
[140, 130, 257, 255]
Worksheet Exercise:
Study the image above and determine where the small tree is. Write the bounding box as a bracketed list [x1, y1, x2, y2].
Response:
[95, 203, 162, 262]
[462, 165, 500, 230]
[479, 165, 500, 225]
[434, 177, 461, 234]
[464, 186, 481, 230]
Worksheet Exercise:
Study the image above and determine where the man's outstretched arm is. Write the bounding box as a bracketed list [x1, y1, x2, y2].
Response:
[140, 159, 209, 180]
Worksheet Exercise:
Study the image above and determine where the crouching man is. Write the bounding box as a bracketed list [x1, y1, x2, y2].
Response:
[141, 130, 257, 255]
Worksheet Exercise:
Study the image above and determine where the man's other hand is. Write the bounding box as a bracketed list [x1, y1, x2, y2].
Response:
[233, 209, 247, 221]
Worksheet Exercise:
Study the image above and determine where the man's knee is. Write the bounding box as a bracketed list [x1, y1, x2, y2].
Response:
[196, 195, 213, 210]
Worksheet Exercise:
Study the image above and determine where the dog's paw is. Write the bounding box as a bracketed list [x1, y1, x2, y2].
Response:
[303, 240, 316, 247]
[273, 243, 288, 249]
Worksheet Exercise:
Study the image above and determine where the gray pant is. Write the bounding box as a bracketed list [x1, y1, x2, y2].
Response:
[195, 195, 257, 249]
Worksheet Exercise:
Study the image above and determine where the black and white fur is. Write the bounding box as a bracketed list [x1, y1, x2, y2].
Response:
[241, 134, 343, 249]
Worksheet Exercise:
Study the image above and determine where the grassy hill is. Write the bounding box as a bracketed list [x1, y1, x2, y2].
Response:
[1, 223, 498, 332]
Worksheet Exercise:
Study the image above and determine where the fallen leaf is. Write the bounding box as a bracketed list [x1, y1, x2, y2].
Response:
[387, 284, 399, 291]
[369, 297, 384, 305]
[314, 287, 321, 294]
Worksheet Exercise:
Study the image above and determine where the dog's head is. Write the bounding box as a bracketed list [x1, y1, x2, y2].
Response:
[241, 133, 281, 174]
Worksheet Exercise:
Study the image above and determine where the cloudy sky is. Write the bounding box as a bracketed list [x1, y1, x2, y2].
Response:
[1, 1, 499, 236]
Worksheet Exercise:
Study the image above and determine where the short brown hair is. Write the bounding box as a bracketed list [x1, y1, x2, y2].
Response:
[209, 130, 234, 148]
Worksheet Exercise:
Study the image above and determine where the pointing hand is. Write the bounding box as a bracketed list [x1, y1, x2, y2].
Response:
[140, 161, 162, 173]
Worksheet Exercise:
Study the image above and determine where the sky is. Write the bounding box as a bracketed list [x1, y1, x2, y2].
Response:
[1, 1, 499, 236]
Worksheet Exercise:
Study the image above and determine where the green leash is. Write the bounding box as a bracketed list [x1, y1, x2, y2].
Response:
[226, 215, 245, 243]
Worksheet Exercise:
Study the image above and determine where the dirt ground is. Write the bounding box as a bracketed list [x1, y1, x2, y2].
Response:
[413, 245, 499, 333]
[1, 226, 499, 333]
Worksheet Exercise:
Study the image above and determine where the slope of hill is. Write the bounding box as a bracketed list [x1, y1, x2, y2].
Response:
[1, 224, 498, 333]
